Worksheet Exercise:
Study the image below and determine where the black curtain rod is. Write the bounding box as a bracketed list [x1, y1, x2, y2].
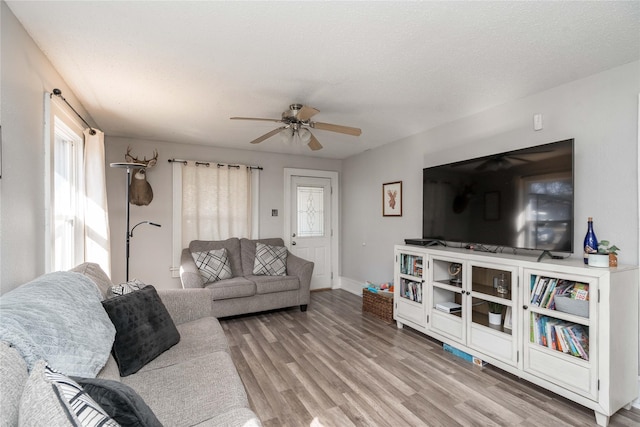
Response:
[51, 88, 96, 135]
[167, 158, 262, 170]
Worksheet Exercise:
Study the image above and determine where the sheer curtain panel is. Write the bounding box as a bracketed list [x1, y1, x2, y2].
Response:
[83, 129, 111, 275]
[181, 162, 252, 245]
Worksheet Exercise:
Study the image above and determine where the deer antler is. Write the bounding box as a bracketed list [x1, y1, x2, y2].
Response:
[125, 147, 158, 167]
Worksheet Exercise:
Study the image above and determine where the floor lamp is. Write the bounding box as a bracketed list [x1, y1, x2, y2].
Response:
[110, 162, 161, 281]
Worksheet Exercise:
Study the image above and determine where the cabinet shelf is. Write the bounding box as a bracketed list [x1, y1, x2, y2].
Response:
[399, 273, 422, 282]
[471, 282, 512, 301]
[527, 306, 589, 326]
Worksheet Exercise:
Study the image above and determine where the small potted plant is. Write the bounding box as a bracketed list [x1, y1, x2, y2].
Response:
[598, 240, 620, 267]
[487, 302, 503, 326]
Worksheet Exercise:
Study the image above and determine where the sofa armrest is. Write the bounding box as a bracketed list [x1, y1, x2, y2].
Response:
[286, 253, 314, 305]
[180, 248, 205, 289]
[157, 289, 213, 325]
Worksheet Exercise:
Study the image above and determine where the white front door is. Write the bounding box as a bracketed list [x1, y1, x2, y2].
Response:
[289, 176, 332, 290]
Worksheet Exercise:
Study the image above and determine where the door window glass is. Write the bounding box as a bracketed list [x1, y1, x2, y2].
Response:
[297, 186, 324, 237]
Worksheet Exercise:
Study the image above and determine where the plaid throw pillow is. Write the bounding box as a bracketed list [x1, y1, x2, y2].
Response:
[191, 248, 233, 283]
[253, 242, 287, 276]
[111, 278, 146, 297]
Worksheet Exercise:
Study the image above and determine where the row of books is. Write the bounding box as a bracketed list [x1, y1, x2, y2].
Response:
[531, 313, 589, 360]
[400, 254, 423, 277]
[529, 276, 589, 309]
[401, 278, 422, 303]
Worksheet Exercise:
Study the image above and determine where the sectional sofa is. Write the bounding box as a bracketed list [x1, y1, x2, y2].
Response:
[0, 262, 261, 426]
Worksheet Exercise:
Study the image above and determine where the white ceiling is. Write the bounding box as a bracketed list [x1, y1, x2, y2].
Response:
[7, 1, 640, 159]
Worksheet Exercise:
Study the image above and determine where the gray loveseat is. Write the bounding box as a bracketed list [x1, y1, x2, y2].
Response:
[0, 262, 260, 427]
[180, 237, 314, 318]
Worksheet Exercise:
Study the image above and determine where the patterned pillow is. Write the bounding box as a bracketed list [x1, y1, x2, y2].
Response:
[72, 377, 162, 427]
[253, 242, 288, 276]
[191, 248, 233, 283]
[19, 360, 118, 427]
[110, 278, 146, 297]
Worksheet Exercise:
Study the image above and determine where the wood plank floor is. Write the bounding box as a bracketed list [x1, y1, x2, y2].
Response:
[220, 290, 640, 427]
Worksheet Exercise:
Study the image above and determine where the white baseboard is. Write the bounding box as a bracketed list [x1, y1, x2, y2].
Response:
[336, 276, 363, 296]
[634, 377, 640, 409]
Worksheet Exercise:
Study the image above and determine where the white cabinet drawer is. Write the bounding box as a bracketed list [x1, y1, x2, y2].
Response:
[469, 324, 515, 366]
[525, 345, 595, 399]
[396, 299, 425, 327]
[431, 310, 463, 342]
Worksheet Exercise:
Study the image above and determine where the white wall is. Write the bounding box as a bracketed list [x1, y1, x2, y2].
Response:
[342, 60, 639, 285]
[342, 60, 640, 378]
[0, 2, 94, 294]
[105, 137, 342, 288]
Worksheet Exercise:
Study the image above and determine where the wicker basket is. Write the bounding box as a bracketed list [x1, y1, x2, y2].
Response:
[362, 289, 394, 323]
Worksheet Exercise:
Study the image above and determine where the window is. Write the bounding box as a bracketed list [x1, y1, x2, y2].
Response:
[46, 97, 85, 272]
[296, 186, 325, 237]
[520, 173, 573, 250]
[53, 118, 84, 270]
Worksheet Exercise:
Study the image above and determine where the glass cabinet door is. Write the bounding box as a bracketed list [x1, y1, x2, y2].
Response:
[522, 269, 596, 399]
[429, 257, 466, 343]
[467, 263, 519, 366]
[394, 250, 427, 327]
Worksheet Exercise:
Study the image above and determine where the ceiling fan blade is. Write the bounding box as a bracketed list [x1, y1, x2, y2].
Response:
[307, 133, 323, 151]
[311, 121, 362, 136]
[250, 127, 287, 144]
[231, 117, 283, 123]
[297, 106, 320, 121]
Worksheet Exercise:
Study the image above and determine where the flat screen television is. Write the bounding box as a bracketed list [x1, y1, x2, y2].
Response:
[422, 139, 574, 253]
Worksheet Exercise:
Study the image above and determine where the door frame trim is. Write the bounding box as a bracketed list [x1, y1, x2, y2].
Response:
[284, 168, 339, 289]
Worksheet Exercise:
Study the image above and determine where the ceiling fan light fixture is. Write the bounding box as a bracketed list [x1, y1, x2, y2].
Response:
[232, 103, 361, 151]
[279, 127, 293, 144]
[299, 128, 312, 144]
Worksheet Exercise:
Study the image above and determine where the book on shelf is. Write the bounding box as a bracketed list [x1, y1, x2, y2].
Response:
[571, 283, 589, 301]
[539, 279, 557, 308]
[401, 254, 424, 277]
[530, 277, 547, 306]
[554, 323, 569, 353]
[401, 278, 422, 303]
[530, 276, 589, 310]
[530, 313, 589, 361]
[567, 324, 589, 360]
[548, 280, 573, 310]
[435, 301, 461, 313]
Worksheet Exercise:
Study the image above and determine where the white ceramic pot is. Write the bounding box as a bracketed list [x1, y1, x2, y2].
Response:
[588, 253, 609, 268]
[488, 312, 502, 325]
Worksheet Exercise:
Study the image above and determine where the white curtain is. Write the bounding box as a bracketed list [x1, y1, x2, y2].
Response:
[181, 162, 252, 246]
[83, 129, 111, 276]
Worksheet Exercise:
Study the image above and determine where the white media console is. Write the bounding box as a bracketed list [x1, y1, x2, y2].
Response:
[394, 244, 638, 427]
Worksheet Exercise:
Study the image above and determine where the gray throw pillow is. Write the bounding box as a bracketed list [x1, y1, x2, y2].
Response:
[191, 248, 233, 282]
[101, 285, 180, 377]
[253, 242, 287, 276]
[72, 377, 162, 427]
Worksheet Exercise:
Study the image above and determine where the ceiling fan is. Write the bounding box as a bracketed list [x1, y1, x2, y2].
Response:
[231, 104, 362, 151]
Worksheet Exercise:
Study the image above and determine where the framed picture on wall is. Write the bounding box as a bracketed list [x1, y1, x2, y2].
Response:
[382, 181, 402, 217]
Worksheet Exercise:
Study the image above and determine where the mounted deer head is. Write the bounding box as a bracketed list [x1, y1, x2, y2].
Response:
[125, 147, 158, 206]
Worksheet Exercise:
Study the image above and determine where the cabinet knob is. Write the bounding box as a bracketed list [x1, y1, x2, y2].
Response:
[523, 305, 528, 310]
[466, 291, 470, 295]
